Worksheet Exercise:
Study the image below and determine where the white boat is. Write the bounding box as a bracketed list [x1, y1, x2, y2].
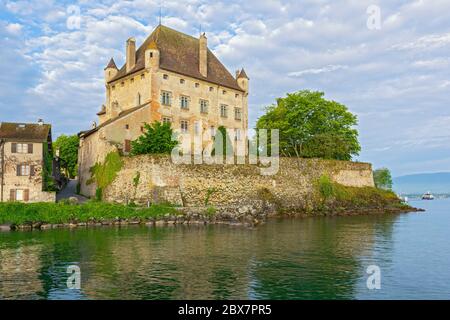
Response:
[422, 192, 435, 200]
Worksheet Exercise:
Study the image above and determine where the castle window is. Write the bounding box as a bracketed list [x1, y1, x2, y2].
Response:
[112, 85, 115, 90]
[163, 74, 169, 80]
[180, 95, 189, 109]
[125, 124, 129, 130]
[200, 99, 209, 113]
[180, 120, 189, 133]
[121, 82, 124, 87]
[234, 107, 242, 121]
[195, 83, 200, 88]
[150, 52, 153, 58]
[235, 93, 239, 98]
[130, 78, 134, 84]
[140, 126, 145, 132]
[162, 117, 172, 125]
[180, 79, 185, 84]
[160, 91, 172, 106]
[209, 87, 214, 92]
[220, 104, 228, 118]
[141, 73, 145, 79]
[222, 90, 227, 95]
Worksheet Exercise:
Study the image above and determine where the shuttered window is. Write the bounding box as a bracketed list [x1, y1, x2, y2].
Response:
[12, 143, 32, 154]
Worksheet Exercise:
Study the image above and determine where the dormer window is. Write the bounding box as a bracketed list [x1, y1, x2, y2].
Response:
[235, 93, 239, 98]
[180, 79, 185, 84]
[209, 87, 214, 92]
[195, 83, 200, 88]
[223, 90, 227, 95]
[163, 74, 169, 80]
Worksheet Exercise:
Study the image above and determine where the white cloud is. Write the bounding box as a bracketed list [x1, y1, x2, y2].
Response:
[5, 22, 23, 35]
[288, 65, 348, 77]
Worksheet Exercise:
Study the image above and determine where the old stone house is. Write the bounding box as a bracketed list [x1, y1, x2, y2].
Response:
[78, 24, 249, 197]
[0, 121, 57, 203]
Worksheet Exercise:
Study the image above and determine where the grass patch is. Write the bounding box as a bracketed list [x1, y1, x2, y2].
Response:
[316, 174, 402, 209]
[0, 201, 178, 225]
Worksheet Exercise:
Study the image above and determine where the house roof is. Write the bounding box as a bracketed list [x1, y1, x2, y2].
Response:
[108, 25, 244, 92]
[0, 122, 51, 142]
[79, 103, 149, 139]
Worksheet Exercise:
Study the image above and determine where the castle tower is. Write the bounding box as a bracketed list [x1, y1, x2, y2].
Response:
[236, 68, 249, 93]
[104, 58, 118, 83]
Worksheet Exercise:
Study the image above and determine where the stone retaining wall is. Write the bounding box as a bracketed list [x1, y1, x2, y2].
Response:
[103, 155, 374, 210]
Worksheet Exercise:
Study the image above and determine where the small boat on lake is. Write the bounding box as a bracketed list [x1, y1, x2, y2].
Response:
[422, 192, 435, 200]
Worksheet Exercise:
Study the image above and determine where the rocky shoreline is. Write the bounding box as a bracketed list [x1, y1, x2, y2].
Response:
[0, 203, 423, 232]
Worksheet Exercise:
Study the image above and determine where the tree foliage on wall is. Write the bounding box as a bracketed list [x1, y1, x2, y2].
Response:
[256, 90, 361, 161]
[131, 121, 178, 155]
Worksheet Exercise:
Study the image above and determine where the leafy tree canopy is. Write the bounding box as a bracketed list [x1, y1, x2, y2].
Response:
[131, 121, 178, 155]
[256, 90, 361, 161]
[373, 168, 393, 190]
[53, 134, 79, 178]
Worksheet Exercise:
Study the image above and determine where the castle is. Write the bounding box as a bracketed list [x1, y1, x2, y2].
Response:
[78, 25, 249, 197]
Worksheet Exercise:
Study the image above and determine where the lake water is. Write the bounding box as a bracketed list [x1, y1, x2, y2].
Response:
[1, 199, 449, 300]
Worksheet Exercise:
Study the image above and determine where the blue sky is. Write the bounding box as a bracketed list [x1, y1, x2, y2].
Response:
[1, 0, 449, 177]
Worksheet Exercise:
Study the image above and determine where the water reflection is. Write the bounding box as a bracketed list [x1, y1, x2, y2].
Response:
[0, 214, 400, 300]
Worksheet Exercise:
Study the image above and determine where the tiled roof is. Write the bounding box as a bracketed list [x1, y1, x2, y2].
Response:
[108, 25, 244, 92]
[0, 122, 51, 142]
[79, 103, 149, 138]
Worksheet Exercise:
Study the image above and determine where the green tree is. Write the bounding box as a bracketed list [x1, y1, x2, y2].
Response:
[131, 121, 178, 155]
[373, 168, 393, 190]
[256, 90, 360, 161]
[211, 126, 234, 157]
[53, 134, 79, 178]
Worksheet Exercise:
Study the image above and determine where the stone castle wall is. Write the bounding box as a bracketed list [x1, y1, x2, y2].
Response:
[103, 155, 374, 209]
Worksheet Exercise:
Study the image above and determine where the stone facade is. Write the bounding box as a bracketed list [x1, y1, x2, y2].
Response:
[103, 155, 375, 209]
[78, 25, 249, 197]
[0, 122, 56, 203]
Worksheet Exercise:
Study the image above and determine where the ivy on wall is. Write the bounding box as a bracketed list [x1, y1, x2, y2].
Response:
[43, 143, 58, 192]
[87, 151, 123, 201]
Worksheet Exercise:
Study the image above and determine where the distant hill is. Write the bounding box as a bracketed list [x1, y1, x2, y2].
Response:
[393, 172, 450, 194]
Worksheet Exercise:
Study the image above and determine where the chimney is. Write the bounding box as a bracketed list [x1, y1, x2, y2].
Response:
[37, 119, 43, 126]
[126, 37, 136, 72]
[199, 33, 207, 77]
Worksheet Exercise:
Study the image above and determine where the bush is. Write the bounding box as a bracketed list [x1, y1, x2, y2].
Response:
[131, 121, 178, 155]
